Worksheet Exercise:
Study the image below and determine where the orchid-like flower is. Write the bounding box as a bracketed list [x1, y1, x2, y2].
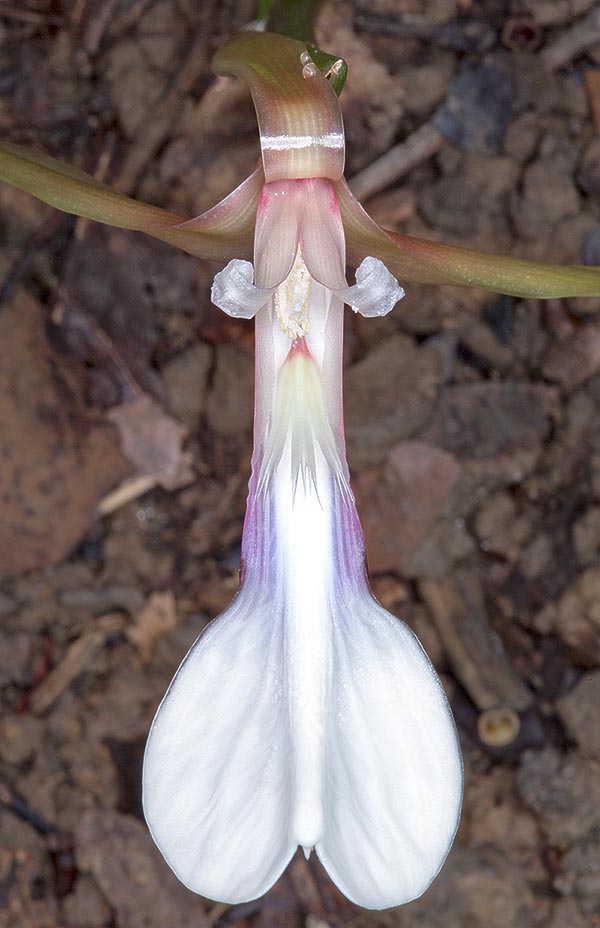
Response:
[2, 29, 600, 911]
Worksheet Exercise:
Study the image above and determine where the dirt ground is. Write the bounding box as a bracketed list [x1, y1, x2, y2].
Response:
[1, 0, 600, 926]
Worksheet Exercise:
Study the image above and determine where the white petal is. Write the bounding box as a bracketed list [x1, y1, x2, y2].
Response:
[316, 581, 462, 910]
[336, 256, 404, 317]
[143, 589, 297, 903]
[298, 177, 347, 290]
[254, 182, 299, 289]
[211, 258, 270, 318]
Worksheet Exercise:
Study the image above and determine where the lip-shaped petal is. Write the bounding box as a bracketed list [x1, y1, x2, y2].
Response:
[336, 177, 600, 299]
[0, 140, 259, 263]
[143, 333, 462, 909]
[213, 32, 345, 183]
[316, 579, 462, 909]
[143, 584, 298, 903]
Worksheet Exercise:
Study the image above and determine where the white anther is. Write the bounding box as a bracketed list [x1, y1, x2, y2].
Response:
[211, 259, 270, 319]
[274, 250, 312, 339]
[336, 257, 404, 317]
[302, 63, 318, 79]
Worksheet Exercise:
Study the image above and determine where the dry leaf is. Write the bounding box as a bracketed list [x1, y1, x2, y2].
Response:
[107, 393, 188, 482]
[127, 591, 177, 661]
[0, 290, 130, 579]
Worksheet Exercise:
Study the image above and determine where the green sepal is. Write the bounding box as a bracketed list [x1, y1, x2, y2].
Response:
[306, 46, 348, 96]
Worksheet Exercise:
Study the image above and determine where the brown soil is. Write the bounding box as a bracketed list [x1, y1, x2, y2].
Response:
[1, 2, 600, 926]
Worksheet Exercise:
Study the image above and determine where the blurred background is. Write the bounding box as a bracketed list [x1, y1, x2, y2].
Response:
[1, 1, 600, 926]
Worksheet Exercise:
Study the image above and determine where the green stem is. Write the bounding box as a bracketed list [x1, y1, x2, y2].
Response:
[263, 0, 322, 42]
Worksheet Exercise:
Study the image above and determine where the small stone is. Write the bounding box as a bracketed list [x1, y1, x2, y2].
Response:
[0, 631, 33, 686]
[105, 41, 167, 138]
[61, 875, 112, 928]
[403, 56, 455, 116]
[542, 326, 600, 388]
[162, 342, 212, 432]
[548, 898, 588, 928]
[356, 441, 461, 573]
[474, 492, 532, 560]
[0, 714, 43, 765]
[511, 158, 580, 239]
[424, 382, 557, 460]
[401, 845, 536, 927]
[420, 176, 482, 238]
[556, 672, 600, 760]
[504, 111, 540, 162]
[464, 766, 538, 851]
[0, 591, 16, 617]
[520, 533, 553, 580]
[344, 335, 442, 469]
[545, 567, 600, 661]
[573, 507, 600, 566]
[516, 747, 600, 844]
[205, 344, 254, 437]
[578, 136, 600, 198]
[403, 516, 475, 578]
[434, 52, 516, 155]
[76, 810, 209, 928]
[554, 838, 600, 915]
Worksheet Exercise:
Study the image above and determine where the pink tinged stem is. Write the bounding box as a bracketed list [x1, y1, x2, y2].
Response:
[213, 32, 345, 183]
[335, 176, 600, 299]
[0, 140, 262, 263]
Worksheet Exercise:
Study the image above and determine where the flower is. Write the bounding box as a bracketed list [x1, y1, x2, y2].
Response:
[2, 27, 600, 912]
[139, 36, 462, 908]
[144, 169, 461, 908]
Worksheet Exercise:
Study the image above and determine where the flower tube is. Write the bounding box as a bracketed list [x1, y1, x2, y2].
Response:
[143, 171, 462, 909]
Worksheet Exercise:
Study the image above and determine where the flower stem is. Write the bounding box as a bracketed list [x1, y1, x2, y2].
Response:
[262, 0, 322, 42]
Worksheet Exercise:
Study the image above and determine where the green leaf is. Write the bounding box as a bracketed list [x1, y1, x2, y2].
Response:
[306, 46, 347, 97]
[0, 141, 259, 263]
[265, 0, 322, 42]
[336, 178, 600, 300]
[385, 231, 600, 299]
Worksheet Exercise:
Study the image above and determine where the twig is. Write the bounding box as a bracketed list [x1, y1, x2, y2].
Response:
[77, 0, 122, 57]
[29, 614, 124, 715]
[0, 213, 70, 308]
[348, 122, 443, 202]
[97, 474, 157, 515]
[114, 29, 211, 194]
[419, 571, 533, 712]
[0, 3, 62, 25]
[354, 11, 495, 53]
[0, 779, 57, 837]
[541, 7, 600, 71]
